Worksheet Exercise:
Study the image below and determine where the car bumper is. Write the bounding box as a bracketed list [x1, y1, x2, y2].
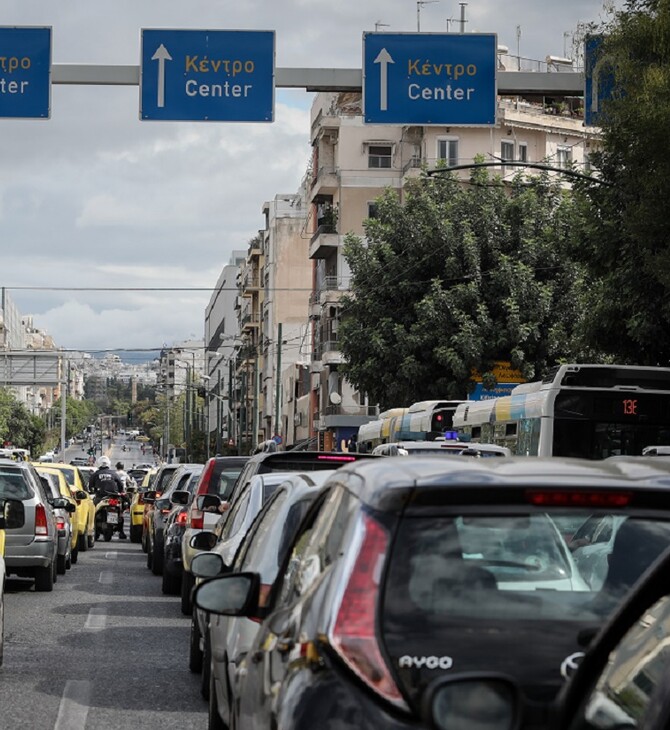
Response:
[5, 538, 56, 569]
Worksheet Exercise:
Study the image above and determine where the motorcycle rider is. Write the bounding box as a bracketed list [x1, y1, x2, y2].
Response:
[115, 461, 136, 491]
[89, 455, 128, 539]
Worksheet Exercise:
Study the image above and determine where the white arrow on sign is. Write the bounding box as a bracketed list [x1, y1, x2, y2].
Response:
[152, 44, 173, 108]
[374, 48, 394, 111]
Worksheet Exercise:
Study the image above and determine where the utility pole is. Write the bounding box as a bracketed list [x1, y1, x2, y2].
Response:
[417, 0, 438, 32]
[275, 323, 282, 439]
[59, 359, 67, 456]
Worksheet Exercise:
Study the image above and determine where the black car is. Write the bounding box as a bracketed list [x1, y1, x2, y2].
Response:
[161, 464, 203, 595]
[145, 463, 202, 576]
[195, 456, 670, 730]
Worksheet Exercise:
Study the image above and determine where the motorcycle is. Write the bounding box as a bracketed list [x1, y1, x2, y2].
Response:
[94, 492, 129, 542]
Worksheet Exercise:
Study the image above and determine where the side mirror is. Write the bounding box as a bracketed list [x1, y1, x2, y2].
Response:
[75, 490, 89, 501]
[189, 531, 218, 551]
[143, 490, 157, 504]
[51, 497, 73, 511]
[0, 498, 26, 529]
[191, 551, 227, 579]
[193, 572, 260, 616]
[196, 494, 221, 512]
[126, 485, 137, 494]
[170, 490, 190, 505]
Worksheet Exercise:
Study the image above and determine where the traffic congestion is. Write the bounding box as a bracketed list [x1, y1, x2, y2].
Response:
[3, 364, 670, 729]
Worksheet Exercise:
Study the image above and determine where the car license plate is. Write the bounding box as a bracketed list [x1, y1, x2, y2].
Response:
[107, 512, 118, 524]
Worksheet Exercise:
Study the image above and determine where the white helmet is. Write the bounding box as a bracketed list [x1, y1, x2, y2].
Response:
[96, 455, 111, 468]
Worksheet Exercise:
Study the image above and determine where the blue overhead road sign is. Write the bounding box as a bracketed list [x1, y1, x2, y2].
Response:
[0, 26, 51, 119]
[140, 29, 275, 122]
[363, 32, 497, 126]
[584, 35, 615, 127]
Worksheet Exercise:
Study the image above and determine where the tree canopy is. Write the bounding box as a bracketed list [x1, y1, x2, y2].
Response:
[339, 169, 592, 408]
[574, 0, 670, 363]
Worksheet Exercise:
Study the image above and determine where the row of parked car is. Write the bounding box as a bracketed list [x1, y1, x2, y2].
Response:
[127, 448, 670, 730]
[0, 457, 104, 665]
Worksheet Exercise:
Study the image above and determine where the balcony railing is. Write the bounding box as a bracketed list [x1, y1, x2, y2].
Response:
[310, 223, 337, 245]
[323, 404, 379, 417]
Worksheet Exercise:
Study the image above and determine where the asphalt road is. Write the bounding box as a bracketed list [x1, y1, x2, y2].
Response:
[1, 440, 206, 730]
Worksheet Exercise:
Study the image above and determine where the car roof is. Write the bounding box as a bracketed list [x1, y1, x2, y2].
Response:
[251, 470, 334, 489]
[330, 456, 670, 511]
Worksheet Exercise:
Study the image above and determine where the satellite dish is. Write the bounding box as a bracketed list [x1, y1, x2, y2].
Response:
[329, 392, 342, 405]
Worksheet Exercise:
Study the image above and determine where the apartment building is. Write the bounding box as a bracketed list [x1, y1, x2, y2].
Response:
[307, 85, 598, 450]
[204, 250, 245, 453]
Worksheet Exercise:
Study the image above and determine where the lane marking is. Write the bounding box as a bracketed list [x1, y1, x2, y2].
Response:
[105, 551, 119, 560]
[54, 679, 91, 730]
[98, 571, 114, 585]
[84, 607, 107, 631]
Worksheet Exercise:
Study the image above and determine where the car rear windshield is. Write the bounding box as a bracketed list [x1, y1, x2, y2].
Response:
[0, 469, 33, 500]
[213, 465, 246, 500]
[383, 511, 670, 624]
[256, 454, 369, 474]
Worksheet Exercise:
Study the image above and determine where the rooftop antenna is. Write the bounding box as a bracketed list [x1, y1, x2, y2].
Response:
[446, 16, 454, 32]
[417, 0, 439, 32]
[375, 20, 390, 31]
[459, 2, 468, 33]
[516, 24, 522, 70]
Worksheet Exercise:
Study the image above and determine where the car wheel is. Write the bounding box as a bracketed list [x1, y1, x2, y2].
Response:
[162, 566, 180, 595]
[130, 525, 142, 543]
[52, 557, 58, 584]
[71, 544, 79, 564]
[78, 533, 88, 553]
[87, 533, 95, 548]
[181, 572, 195, 615]
[34, 564, 54, 592]
[65, 552, 72, 570]
[201, 631, 211, 700]
[208, 665, 226, 730]
[57, 553, 67, 575]
[141, 529, 148, 553]
[189, 616, 203, 673]
[152, 539, 164, 576]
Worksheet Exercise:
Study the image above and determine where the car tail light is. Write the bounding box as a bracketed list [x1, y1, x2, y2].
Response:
[35, 504, 49, 536]
[188, 508, 204, 530]
[56, 516, 66, 530]
[176, 511, 188, 526]
[526, 490, 632, 508]
[330, 513, 406, 708]
[160, 507, 171, 515]
[108, 498, 119, 507]
[317, 455, 357, 462]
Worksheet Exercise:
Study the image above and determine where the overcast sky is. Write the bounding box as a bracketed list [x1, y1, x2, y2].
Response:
[1, 0, 614, 358]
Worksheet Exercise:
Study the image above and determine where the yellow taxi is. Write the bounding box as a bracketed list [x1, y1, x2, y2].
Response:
[129, 467, 157, 544]
[36, 462, 96, 551]
[35, 466, 81, 563]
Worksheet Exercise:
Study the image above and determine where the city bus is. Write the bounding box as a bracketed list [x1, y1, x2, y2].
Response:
[453, 363, 670, 459]
[356, 400, 466, 452]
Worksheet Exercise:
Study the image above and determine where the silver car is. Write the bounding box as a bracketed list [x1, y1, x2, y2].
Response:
[36, 469, 76, 575]
[1, 458, 64, 591]
[1, 496, 25, 665]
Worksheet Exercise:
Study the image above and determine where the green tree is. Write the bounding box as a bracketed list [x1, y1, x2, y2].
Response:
[0, 388, 46, 455]
[339, 169, 591, 408]
[574, 0, 670, 363]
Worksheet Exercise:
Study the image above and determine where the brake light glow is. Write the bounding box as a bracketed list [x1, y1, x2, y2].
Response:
[35, 504, 48, 536]
[160, 508, 171, 515]
[317, 455, 357, 462]
[56, 516, 66, 530]
[526, 490, 632, 508]
[108, 498, 119, 507]
[188, 509, 204, 530]
[330, 513, 406, 708]
[176, 511, 188, 526]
